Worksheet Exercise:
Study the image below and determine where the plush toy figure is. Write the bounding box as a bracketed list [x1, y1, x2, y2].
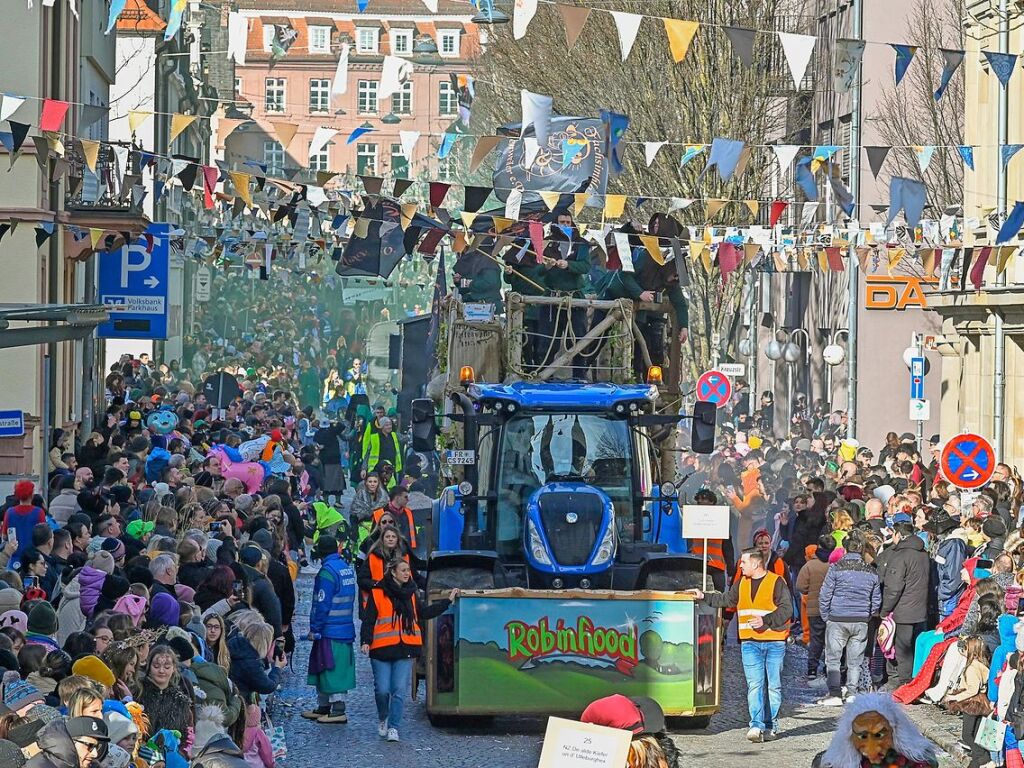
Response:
[816, 693, 937, 768]
[147, 408, 179, 435]
[208, 445, 265, 494]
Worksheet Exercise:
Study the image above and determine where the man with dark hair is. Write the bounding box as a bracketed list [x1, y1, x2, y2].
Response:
[879, 521, 930, 684]
[66, 520, 91, 556]
[817, 529, 881, 705]
[101, 467, 125, 489]
[689, 547, 791, 742]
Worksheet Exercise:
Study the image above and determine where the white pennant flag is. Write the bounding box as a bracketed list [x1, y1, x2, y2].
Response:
[773, 145, 800, 176]
[399, 130, 420, 160]
[668, 197, 694, 212]
[609, 11, 643, 61]
[505, 188, 523, 221]
[520, 90, 553, 144]
[523, 137, 541, 168]
[111, 145, 130, 177]
[801, 201, 820, 227]
[614, 232, 634, 271]
[227, 13, 248, 65]
[0, 95, 26, 122]
[513, 0, 539, 40]
[777, 32, 816, 89]
[644, 142, 666, 167]
[420, 0, 438, 11]
[309, 127, 338, 158]
[331, 43, 351, 96]
[379, 55, 413, 100]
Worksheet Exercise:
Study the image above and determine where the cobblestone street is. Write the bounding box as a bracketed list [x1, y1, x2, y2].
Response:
[271, 576, 958, 768]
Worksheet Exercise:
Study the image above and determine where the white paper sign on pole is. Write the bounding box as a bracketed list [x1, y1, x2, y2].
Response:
[681, 505, 731, 540]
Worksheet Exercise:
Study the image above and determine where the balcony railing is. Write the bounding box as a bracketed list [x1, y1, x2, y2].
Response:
[65, 141, 143, 214]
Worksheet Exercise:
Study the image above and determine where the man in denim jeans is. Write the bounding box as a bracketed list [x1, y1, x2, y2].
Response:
[817, 529, 881, 705]
[690, 548, 792, 742]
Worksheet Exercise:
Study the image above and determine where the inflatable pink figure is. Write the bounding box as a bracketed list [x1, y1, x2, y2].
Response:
[208, 445, 265, 494]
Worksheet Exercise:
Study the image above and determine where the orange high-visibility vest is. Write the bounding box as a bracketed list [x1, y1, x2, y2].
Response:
[368, 588, 423, 650]
[373, 505, 417, 549]
[737, 572, 790, 642]
[690, 539, 727, 572]
[362, 551, 410, 611]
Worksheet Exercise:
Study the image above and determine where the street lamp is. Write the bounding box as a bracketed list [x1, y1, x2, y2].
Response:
[824, 328, 849, 409]
[787, 328, 811, 423]
[472, 0, 511, 24]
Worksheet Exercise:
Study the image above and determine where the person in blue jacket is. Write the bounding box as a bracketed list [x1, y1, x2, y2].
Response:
[303, 535, 357, 725]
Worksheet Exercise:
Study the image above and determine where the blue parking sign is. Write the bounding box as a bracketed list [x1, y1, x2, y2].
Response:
[97, 223, 170, 340]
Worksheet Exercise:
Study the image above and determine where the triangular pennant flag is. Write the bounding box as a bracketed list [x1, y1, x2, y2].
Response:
[668, 197, 693, 213]
[639, 234, 664, 265]
[958, 146, 975, 171]
[309, 127, 338, 158]
[679, 144, 706, 168]
[865, 146, 890, 179]
[984, 50, 1018, 88]
[31, 137, 49, 170]
[817, 249, 830, 273]
[50, 157, 69, 182]
[33, 222, 54, 249]
[769, 200, 788, 227]
[218, 118, 243, 144]
[997, 245, 1016, 275]
[169, 113, 197, 143]
[39, 99, 69, 132]
[429, 182, 450, 209]
[934, 49, 965, 100]
[664, 19, 699, 63]
[521, 90, 553, 144]
[80, 104, 107, 130]
[229, 171, 252, 206]
[834, 39, 866, 92]
[493, 216, 514, 234]
[609, 11, 643, 61]
[399, 203, 418, 231]
[1003, 144, 1024, 168]
[347, 124, 374, 144]
[856, 246, 872, 272]
[734, 147, 752, 180]
[523, 137, 541, 168]
[773, 145, 799, 175]
[604, 194, 626, 219]
[705, 199, 726, 221]
[778, 32, 815, 88]
[464, 186, 490, 213]
[539, 190, 561, 211]
[270, 121, 299, 148]
[723, 27, 756, 68]
[202, 166, 219, 209]
[703, 137, 745, 182]
[9, 122, 30, 155]
[89, 228, 104, 249]
[459, 211, 478, 229]
[393, 178, 413, 198]
[470, 136, 501, 173]
[996, 201, 1024, 244]
[913, 145, 936, 174]
[744, 200, 759, 219]
[826, 247, 845, 271]
[891, 44, 918, 86]
[689, 241, 706, 265]
[970, 246, 992, 291]
[399, 130, 420, 161]
[615, 232, 634, 272]
[0, 94, 26, 123]
[332, 43, 351, 95]
[513, 0, 539, 40]
[743, 242, 762, 265]
[557, 4, 590, 50]
[921, 248, 936, 278]
[644, 142, 666, 167]
[128, 110, 152, 133]
[361, 175, 384, 197]
[716, 242, 741, 281]
[379, 54, 413, 100]
[105, 0, 126, 32]
[80, 139, 100, 173]
[573, 192, 588, 217]
[528, 220, 545, 261]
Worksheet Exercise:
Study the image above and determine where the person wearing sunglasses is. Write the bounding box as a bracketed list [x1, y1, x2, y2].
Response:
[25, 716, 109, 768]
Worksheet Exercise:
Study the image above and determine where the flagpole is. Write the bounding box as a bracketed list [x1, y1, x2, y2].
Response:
[846, 0, 863, 440]
[994, 0, 1008, 461]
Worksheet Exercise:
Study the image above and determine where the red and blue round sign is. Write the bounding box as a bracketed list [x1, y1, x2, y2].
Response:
[941, 433, 995, 490]
[696, 369, 732, 409]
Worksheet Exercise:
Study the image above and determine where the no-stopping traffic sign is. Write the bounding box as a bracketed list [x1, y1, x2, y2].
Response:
[696, 369, 732, 409]
[941, 433, 995, 490]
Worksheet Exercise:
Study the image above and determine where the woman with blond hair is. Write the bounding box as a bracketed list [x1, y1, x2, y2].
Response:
[228, 620, 287, 700]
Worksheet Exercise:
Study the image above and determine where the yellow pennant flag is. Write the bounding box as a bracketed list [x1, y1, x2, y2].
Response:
[705, 199, 726, 221]
[170, 114, 198, 143]
[817, 249, 829, 272]
[460, 210, 478, 229]
[797, 249, 809, 271]
[743, 242, 761, 264]
[89, 228, 104, 249]
[539, 190, 561, 211]
[773, 250, 789, 271]
[400, 203, 418, 230]
[574, 192, 589, 217]
[744, 200, 759, 219]
[700, 244, 713, 273]
[664, 19, 699, 63]
[640, 234, 664, 265]
[353, 218, 371, 239]
[997, 245, 1016, 276]
[269, 120, 299, 148]
[703, 226, 713, 244]
[128, 111, 152, 133]
[689, 240, 705, 263]
[887, 247, 905, 274]
[492, 216, 513, 233]
[80, 139, 100, 173]
[229, 172, 252, 206]
[604, 194, 626, 220]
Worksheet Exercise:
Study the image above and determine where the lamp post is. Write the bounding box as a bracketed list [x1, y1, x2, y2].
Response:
[823, 328, 850, 408]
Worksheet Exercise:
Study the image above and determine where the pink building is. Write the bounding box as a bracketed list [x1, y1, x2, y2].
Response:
[226, 1, 480, 181]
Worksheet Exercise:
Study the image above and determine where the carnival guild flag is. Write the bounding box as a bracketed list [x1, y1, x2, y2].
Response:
[833, 39, 866, 92]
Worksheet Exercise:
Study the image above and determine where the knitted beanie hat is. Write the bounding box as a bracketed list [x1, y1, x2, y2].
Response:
[71, 655, 116, 688]
[1, 671, 43, 712]
[26, 601, 57, 636]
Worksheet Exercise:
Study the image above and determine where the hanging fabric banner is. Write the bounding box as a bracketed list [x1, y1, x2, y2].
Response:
[227, 12, 248, 64]
[309, 127, 338, 158]
[520, 90, 553, 144]
[513, 0, 539, 40]
[332, 43, 351, 95]
[165, 0, 188, 41]
[885, 176, 927, 228]
[996, 201, 1024, 244]
[983, 51, 1018, 88]
[702, 137, 745, 182]
[105, 0, 126, 33]
[891, 44, 918, 86]
[934, 49, 964, 100]
[834, 39, 866, 92]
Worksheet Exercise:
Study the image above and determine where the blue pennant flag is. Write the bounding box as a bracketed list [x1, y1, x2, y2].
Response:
[0, 132, 13, 155]
[996, 201, 1024, 244]
[984, 51, 1019, 88]
[812, 145, 841, 162]
[794, 157, 819, 201]
[958, 146, 975, 171]
[890, 44, 918, 86]
[153, 178, 165, 202]
[600, 109, 629, 175]
[105, 0, 127, 34]
[347, 125, 374, 144]
[1002, 144, 1024, 168]
[357, 0, 370, 11]
[934, 49, 965, 100]
[438, 132, 458, 159]
[679, 144, 706, 168]
[704, 137, 746, 182]
[165, 0, 187, 41]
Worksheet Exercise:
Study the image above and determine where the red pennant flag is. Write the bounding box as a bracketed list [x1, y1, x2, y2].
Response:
[39, 99, 70, 132]
[429, 182, 450, 209]
[970, 245, 992, 291]
[418, 228, 445, 256]
[202, 166, 219, 209]
[717, 242, 741, 281]
[826, 246, 845, 271]
[528, 221, 545, 263]
[769, 200, 788, 227]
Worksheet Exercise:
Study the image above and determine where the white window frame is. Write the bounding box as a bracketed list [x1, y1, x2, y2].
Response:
[262, 25, 275, 52]
[264, 141, 285, 174]
[309, 25, 331, 54]
[390, 29, 413, 56]
[357, 80, 378, 115]
[309, 78, 330, 114]
[437, 156, 454, 182]
[439, 30, 460, 57]
[356, 27, 379, 54]
[265, 78, 286, 113]
[391, 81, 413, 115]
[438, 81, 457, 116]
[356, 142, 378, 175]
[309, 148, 330, 172]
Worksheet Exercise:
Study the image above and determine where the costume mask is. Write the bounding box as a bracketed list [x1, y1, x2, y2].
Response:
[852, 711, 894, 765]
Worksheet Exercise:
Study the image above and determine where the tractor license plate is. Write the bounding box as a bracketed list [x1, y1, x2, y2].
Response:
[445, 450, 476, 465]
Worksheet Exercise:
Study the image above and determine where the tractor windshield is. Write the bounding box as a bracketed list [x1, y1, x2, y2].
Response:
[490, 412, 637, 559]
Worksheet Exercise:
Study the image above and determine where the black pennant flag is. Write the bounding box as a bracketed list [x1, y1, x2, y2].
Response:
[464, 186, 491, 213]
[393, 178, 413, 198]
[865, 146, 890, 179]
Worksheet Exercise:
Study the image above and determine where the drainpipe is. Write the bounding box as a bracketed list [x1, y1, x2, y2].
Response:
[994, 0, 1008, 461]
[845, 0, 864, 441]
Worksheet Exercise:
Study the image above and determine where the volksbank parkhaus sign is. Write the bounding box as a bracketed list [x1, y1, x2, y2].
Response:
[97, 223, 170, 340]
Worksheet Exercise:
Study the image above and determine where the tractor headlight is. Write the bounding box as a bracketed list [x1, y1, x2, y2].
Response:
[592, 520, 617, 566]
[527, 518, 552, 566]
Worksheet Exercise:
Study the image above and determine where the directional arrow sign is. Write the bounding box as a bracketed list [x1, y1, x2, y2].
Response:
[97, 223, 170, 340]
[144, 275, 160, 289]
[941, 433, 995, 490]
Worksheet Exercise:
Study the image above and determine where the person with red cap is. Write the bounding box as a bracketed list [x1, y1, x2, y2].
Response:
[1, 480, 46, 570]
[580, 694, 680, 768]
